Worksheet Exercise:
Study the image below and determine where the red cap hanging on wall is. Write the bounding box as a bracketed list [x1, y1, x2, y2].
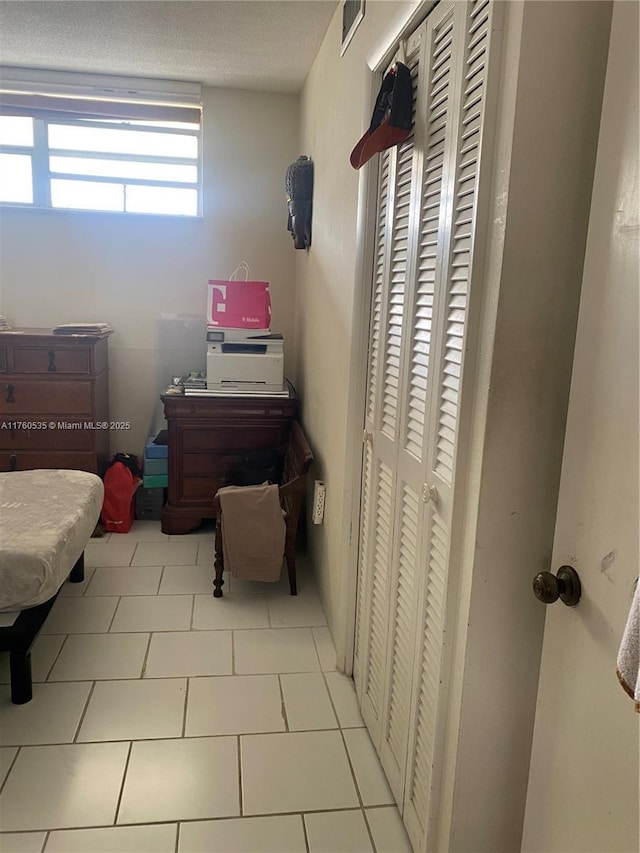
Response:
[350, 62, 413, 169]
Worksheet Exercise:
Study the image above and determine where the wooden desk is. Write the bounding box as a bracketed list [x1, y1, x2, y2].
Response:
[160, 389, 298, 534]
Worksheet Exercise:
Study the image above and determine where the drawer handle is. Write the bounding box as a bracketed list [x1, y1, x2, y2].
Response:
[6, 383, 15, 404]
[48, 350, 57, 372]
[9, 453, 17, 471]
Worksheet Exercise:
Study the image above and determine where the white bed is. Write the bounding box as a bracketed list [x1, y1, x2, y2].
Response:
[0, 469, 103, 611]
[0, 469, 103, 703]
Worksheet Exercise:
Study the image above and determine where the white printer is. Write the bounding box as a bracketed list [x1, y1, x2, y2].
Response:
[206, 329, 284, 393]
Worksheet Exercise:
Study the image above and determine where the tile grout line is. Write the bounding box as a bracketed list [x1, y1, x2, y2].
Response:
[79, 565, 91, 596]
[140, 633, 153, 679]
[338, 726, 368, 814]
[361, 805, 380, 853]
[320, 670, 342, 730]
[42, 622, 343, 632]
[42, 829, 50, 852]
[231, 631, 236, 676]
[361, 804, 398, 811]
[29, 675, 190, 686]
[277, 674, 290, 733]
[44, 633, 70, 683]
[311, 625, 337, 673]
[181, 678, 190, 738]
[0, 806, 374, 839]
[156, 564, 166, 596]
[81, 567, 95, 597]
[5, 665, 350, 689]
[113, 740, 134, 827]
[310, 627, 325, 672]
[106, 595, 121, 633]
[0, 745, 21, 798]
[237, 735, 243, 817]
[301, 811, 311, 853]
[5, 723, 366, 749]
[195, 542, 206, 566]
[61, 590, 169, 600]
[174, 821, 180, 853]
[72, 679, 97, 743]
[189, 592, 195, 631]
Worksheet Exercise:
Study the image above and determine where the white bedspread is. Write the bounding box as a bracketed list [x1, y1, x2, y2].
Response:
[0, 470, 103, 611]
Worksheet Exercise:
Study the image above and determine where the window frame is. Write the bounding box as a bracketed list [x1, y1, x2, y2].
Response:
[0, 113, 203, 217]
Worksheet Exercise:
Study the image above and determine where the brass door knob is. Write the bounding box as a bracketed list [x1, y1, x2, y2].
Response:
[532, 565, 581, 607]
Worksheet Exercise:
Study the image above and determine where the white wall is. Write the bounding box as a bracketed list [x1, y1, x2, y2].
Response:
[297, 0, 417, 654]
[0, 87, 299, 456]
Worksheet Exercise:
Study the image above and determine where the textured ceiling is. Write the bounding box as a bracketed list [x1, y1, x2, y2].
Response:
[0, 1, 338, 94]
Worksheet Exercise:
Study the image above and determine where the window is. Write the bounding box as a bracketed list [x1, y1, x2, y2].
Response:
[0, 69, 202, 216]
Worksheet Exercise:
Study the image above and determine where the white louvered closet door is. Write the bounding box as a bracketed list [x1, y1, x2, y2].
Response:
[354, 0, 498, 850]
[353, 30, 425, 748]
[402, 0, 497, 848]
[377, 0, 461, 805]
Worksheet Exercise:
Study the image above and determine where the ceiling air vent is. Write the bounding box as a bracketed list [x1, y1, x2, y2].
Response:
[341, 0, 365, 56]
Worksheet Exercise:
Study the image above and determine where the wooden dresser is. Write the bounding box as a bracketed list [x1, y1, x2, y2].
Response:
[0, 328, 111, 474]
[161, 389, 298, 534]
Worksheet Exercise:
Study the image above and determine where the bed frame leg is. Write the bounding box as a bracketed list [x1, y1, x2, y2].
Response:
[69, 553, 85, 583]
[1, 590, 60, 705]
[10, 652, 33, 705]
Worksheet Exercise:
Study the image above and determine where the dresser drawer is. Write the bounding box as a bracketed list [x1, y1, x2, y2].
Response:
[12, 347, 91, 374]
[182, 453, 232, 477]
[180, 476, 220, 500]
[0, 420, 94, 451]
[0, 450, 98, 473]
[0, 381, 93, 415]
[181, 425, 288, 453]
[168, 398, 298, 420]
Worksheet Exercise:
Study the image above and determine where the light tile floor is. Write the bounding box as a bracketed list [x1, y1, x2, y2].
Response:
[0, 521, 412, 853]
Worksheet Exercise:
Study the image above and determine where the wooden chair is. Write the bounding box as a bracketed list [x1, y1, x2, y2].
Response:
[212, 420, 314, 597]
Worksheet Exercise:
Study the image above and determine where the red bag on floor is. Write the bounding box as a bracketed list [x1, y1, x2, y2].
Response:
[101, 454, 142, 533]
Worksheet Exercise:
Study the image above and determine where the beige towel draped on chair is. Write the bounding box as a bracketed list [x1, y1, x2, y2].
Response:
[217, 483, 286, 582]
[212, 420, 314, 598]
